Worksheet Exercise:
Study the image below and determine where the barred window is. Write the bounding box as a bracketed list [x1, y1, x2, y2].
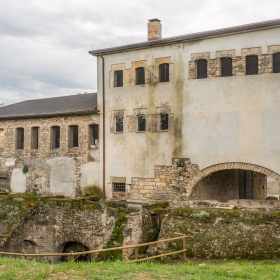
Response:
[138, 115, 146, 132]
[112, 182, 126, 193]
[136, 67, 145, 85]
[246, 55, 258, 75]
[273, 53, 280, 73]
[160, 114, 169, 130]
[116, 116, 123, 132]
[196, 59, 207, 79]
[114, 70, 123, 87]
[159, 63, 169, 82]
[221, 57, 232, 77]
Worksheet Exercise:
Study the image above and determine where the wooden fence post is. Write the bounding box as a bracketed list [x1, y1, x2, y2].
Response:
[135, 247, 139, 262]
[182, 237, 187, 260]
[70, 251, 74, 261]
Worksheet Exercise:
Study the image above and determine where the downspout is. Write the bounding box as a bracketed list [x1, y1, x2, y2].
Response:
[100, 53, 106, 202]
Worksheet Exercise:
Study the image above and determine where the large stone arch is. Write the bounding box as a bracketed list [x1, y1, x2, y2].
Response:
[188, 162, 280, 201]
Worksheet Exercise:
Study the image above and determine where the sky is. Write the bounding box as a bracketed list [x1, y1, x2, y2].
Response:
[0, 0, 279, 105]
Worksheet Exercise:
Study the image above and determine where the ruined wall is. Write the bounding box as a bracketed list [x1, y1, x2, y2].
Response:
[0, 114, 100, 197]
[2, 197, 116, 263]
[154, 208, 280, 259]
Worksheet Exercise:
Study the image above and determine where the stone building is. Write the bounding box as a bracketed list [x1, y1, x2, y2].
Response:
[0, 93, 100, 197]
[89, 18, 280, 206]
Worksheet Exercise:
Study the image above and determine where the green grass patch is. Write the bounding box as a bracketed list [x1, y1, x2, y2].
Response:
[1, 257, 280, 279]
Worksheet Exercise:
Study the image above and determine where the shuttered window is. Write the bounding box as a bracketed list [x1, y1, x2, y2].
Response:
[136, 67, 145, 85]
[221, 57, 232, 77]
[196, 59, 207, 79]
[159, 63, 169, 82]
[246, 55, 258, 75]
[273, 53, 280, 73]
[114, 70, 123, 87]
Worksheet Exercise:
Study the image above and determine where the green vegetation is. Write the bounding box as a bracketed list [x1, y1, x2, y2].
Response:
[22, 165, 29, 174]
[1, 257, 280, 279]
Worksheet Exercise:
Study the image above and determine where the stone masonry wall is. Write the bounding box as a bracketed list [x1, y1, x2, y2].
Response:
[154, 208, 280, 259]
[0, 114, 100, 197]
[3, 198, 117, 263]
[189, 45, 280, 79]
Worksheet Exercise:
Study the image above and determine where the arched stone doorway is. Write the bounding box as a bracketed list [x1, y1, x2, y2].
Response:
[189, 162, 280, 202]
[60, 242, 90, 262]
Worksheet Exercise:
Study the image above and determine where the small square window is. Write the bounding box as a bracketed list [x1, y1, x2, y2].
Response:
[160, 114, 169, 130]
[138, 115, 146, 132]
[112, 182, 126, 193]
[116, 116, 123, 132]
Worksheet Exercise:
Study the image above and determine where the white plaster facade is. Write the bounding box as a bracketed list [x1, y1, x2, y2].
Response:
[90, 19, 280, 201]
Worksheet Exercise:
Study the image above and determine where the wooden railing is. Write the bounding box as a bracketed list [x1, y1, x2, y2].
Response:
[0, 235, 187, 262]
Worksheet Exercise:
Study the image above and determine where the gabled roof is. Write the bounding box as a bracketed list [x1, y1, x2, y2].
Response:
[0, 93, 97, 120]
[89, 18, 280, 56]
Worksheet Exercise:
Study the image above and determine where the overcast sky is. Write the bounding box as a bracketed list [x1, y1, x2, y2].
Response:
[0, 0, 279, 105]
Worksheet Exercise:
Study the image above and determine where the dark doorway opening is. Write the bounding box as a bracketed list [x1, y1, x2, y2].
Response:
[60, 242, 90, 262]
[239, 170, 253, 199]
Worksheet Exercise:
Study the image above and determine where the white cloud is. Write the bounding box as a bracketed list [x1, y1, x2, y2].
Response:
[0, 0, 279, 105]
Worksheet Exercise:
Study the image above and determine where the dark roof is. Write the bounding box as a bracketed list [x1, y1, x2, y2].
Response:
[0, 93, 97, 120]
[89, 18, 280, 56]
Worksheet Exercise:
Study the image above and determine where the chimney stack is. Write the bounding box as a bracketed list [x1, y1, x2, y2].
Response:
[147, 19, 162, 41]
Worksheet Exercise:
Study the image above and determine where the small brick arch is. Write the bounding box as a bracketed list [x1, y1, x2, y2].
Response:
[193, 162, 280, 187]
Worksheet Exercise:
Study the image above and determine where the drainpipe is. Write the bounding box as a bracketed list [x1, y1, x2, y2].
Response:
[100, 53, 106, 202]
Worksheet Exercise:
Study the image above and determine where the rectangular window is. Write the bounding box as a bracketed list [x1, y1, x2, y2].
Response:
[246, 55, 258, 75]
[89, 124, 99, 148]
[0, 129, 4, 149]
[136, 67, 145, 85]
[16, 128, 24, 149]
[160, 114, 169, 130]
[196, 59, 207, 79]
[112, 182, 126, 193]
[31, 127, 39, 149]
[116, 116, 123, 132]
[273, 53, 280, 73]
[69, 125, 79, 148]
[114, 70, 123, 87]
[138, 115, 146, 132]
[51, 126, 60, 149]
[159, 63, 169, 82]
[221, 57, 232, 77]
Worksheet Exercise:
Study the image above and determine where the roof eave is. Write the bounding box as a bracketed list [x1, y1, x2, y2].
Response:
[89, 19, 280, 56]
[0, 109, 98, 121]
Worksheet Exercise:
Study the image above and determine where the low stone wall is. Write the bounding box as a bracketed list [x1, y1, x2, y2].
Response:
[153, 208, 280, 259]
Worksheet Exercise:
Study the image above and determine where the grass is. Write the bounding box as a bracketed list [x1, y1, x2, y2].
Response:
[1, 257, 280, 279]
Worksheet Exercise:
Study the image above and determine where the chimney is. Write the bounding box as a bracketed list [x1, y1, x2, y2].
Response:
[147, 19, 162, 41]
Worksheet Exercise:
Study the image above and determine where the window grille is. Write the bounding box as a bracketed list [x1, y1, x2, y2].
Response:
[136, 67, 145, 85]
[138, 115, 146, 132]
[31, 127, 39, 149]
[246, 55, 258, 75]
[221, 57, 232, 77]
[273, 53, 280, 73]
[69, 125, 78, 148]
[196, 59, 207, 79]
[116, 116, 123, 132]
[112, 182, 126, 193]
[159, 63, 169, 82]
[160, 114, 169, 130]
[16, 128, 24, 149]
[51, 126, 60, 149]
[114, 70, 123, 87]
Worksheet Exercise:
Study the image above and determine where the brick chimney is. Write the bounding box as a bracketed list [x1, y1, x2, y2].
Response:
[147, 19, 162, 41]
